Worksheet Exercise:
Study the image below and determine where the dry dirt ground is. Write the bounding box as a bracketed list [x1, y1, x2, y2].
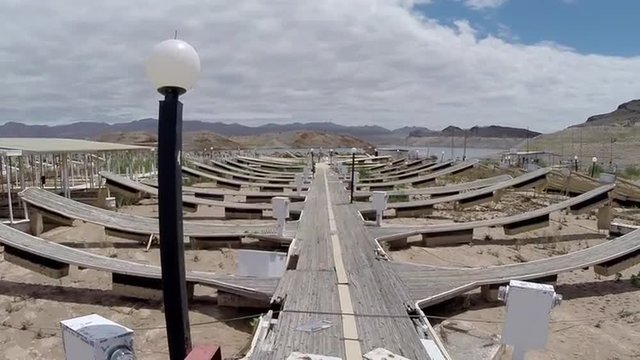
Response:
[387, 191, 640, 360]
[0, 202, 279, 360]
[2, 183, 640, 359]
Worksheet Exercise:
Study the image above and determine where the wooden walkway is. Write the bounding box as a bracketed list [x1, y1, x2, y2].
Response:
[391, 224, 640, 306]
[182, 166, 309, 192]
[208, 159, 297, 179]
[368, 183, 614, 247]
[353, 174, 512, 199]
[101, 172, 306, 206]
[352, 160, 479, 190]
[358, 161, 446, 183]
[4, 157, 640, 359]
[18, 187, 298, 243]
[225, 159, 302, 176]
[0, 223, 278, 301]
[250, 165, 434, 359]
[191, 161, 296, 184]
[356, 168, 550, 216]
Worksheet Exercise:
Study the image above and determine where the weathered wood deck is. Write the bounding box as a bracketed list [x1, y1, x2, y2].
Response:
[208, 159, 297, 179]
[225, 159, 303, 176]
[5, 157, 640, 359]
[391, 225, 640, 306]
[352, 160, 479, 190]
[191, 161, 296, 184]
[249, 165, 434, 359]
[352, 174, 512, 200]
[182, 166, 309, 192]
[100, 172, 306, 210]
[0, 223, 278, 300]
[18, 187, 298, 243]
[368, 183, 614, 246]
[358, 161, 446, 183]
[356, 168, 550, 216]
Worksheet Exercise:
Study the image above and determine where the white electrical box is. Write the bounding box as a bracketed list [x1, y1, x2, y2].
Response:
[237, 249, 287, 277]
[501, 280, 560, 351]
[61, 314, 134, 360]
[272, 197, 290, 219]
[371, 191, 388, 212]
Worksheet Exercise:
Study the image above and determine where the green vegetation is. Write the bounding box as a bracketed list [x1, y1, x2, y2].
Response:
[589, 163, 603, 178]
[388, 194, 409, 203]
[357, 167, 372, 179]
[632, 272, 640, 288]
[622, 165, 640, 179]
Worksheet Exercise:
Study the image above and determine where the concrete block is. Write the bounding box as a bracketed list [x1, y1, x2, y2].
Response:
[568, 191, 611, 215]
[422, 229, 473, 247]
[387, 237, 408, 249]
[224, 208, 263, 219]
[182, 201, 199, 213]
[594, 249, 640, 276]
[395, 205, 434, 218]
[3, 244, 69, 279]
[503, 214, 550, 236]
[457, 192, 497, 209]
[481, 284, 503, 302]
[111, 273, 194, 301]
[216, 181, 241, 191]
[29, 209, 43, 236]
[194, 193, 224, 201]
[597, 205, 612, 230]
[191, 237, 242, 250]
[260, 186, 284, 192]
[217, 292, 269, 308]
[245, 195, 272, 203]
[37, 207, 75, 227]
[105, 228, 151, 243]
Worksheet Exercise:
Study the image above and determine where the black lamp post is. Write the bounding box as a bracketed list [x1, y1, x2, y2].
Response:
[310, 148, 315, 175]
[350, 147, 356, 203]
[591, 156, 598, 177]
[574, 155, 579, 172]
[146, 38, 201, 360]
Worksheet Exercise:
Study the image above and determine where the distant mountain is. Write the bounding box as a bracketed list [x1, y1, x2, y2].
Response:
[0, 119, 393, 139]
[0, 119, 539, 146]
[440, 126, 464, 135]
[409, 125, 539, 138]
[574, 99, 640, 127]
[392, 126, 433, 137]
[467, 125, 539, 138]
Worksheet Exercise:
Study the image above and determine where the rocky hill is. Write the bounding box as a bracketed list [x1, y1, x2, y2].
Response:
[97, 130, 372, 151]
[529, 99, 640, 167]
[0, 118, 538, 148]
[410, 125, 540, 138]
[0, 119, 391, 140]
[232, 131, 373, 149]
[576, 99, 640, 127]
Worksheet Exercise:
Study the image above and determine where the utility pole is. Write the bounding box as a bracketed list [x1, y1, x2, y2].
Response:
[579, 127, 583, 162]
[450, 132, 454, 160]
[462, 132, 468, 161]
[610, 137, 615, 169]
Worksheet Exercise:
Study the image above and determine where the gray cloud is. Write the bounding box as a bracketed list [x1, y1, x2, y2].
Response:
[0, 0, 638, 132]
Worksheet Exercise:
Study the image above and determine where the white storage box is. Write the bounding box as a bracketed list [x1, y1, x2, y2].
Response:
[61, 314, 134, 360]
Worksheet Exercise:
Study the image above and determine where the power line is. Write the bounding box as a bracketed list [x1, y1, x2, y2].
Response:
[0, 308, 623, 335]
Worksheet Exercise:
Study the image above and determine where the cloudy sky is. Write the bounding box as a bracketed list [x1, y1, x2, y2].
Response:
[2, 0, 640, 132]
